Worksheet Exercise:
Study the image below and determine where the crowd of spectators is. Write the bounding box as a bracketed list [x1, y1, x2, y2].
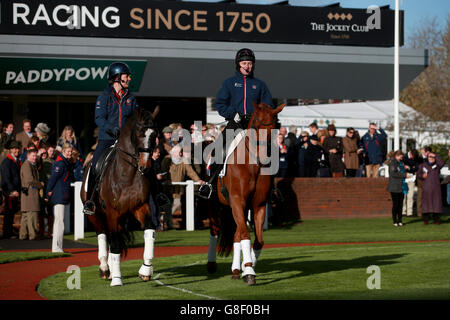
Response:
[1, 117, 449, 239]
[275, 122, 387, 179]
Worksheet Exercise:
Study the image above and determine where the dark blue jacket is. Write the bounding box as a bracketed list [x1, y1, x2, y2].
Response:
[1, 154, 21, 193]
[46, 154, 74, 205]
[216, 72, 273, 119]
[361, 129, 387, 165]
[95, 86, 139, 141]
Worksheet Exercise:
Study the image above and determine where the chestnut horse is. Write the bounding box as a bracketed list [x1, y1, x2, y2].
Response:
[80, 107, 158, 287]
[206, 102, 285, 285]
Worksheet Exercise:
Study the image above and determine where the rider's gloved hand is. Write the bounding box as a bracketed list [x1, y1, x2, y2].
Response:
[112, 127, 120, 139]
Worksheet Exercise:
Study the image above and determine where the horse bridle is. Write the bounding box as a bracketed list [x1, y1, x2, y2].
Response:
[117, 123, 156, 175]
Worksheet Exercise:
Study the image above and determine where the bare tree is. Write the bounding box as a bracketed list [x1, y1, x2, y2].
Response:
[401, 15, 450, 121]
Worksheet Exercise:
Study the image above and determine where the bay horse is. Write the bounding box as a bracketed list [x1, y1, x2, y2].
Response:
[80, 107, 159, 286]
[206, 102, 285, 285]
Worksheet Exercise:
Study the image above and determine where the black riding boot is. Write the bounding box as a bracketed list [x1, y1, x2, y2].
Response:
[83, 170, 97, 215]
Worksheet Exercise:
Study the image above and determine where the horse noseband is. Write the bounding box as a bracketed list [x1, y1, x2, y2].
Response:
[137, 147, 153, 154]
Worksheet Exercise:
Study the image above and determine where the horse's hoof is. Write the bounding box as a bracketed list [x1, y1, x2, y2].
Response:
[243, 274, 256, 286]
[99, 268, 110, 280]
[231, 269, 240, 280]
[139, 274, 151, 281]
[207, 262, 217, 274]
[138, 264, 153, 281]
[110, 277, 123, 286]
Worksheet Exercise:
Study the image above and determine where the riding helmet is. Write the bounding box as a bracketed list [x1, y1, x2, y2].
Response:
[235, 48, 255, 72]
[108, 62, 131, 81]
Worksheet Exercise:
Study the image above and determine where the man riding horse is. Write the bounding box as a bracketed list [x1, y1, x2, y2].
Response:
[198, 48, 275, 198]
[83, 62, 139, 214]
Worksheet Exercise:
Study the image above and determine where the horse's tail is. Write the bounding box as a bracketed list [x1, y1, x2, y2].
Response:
[108, 215, 136, 257]
[217, 206, 236, 257]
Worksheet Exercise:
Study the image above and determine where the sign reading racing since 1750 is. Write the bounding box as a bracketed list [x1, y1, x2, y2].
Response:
[0, 0, 403, 47]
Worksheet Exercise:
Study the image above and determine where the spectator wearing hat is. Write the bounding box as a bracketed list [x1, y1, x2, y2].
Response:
[35, 123, 50, 147]
[16, 119, 35, 153]
[19, 148, 44, 240]
[159, 126, 174, 160]
[417, 152, 445, 225]
[166, 145, 205, 230]
[323, 124, 345, 177]
[304, 135, 325, 177]
[0, 140, 22, 238]
[295, 131, 309, 177]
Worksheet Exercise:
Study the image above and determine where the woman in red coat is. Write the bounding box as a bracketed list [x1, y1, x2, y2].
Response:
[417, 152, 445, 225]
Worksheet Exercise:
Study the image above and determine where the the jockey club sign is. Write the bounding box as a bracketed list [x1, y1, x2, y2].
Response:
[0, 0, 403, 47]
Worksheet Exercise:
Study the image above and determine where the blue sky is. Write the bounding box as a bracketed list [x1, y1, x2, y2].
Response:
[288, 0, 449, 43]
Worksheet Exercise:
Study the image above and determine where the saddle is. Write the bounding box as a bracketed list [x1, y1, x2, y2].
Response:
[92, 145, 117, 191]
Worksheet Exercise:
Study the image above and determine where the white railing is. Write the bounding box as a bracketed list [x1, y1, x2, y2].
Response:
[71, 180, 201, 240]
[171, 180, 202, 231]
[71, 182, 84, 240]
[72, 179, 270, 239]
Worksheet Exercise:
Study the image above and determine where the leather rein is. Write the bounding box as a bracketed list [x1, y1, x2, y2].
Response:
[117, 123, 155, 175]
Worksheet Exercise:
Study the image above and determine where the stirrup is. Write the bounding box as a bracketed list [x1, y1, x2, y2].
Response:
[197, 183, 213, 199]
[83, 200, 96, 216]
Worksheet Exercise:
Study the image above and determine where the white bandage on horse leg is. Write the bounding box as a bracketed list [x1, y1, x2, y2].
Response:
[231, 242, 241, 271]
[97, 234, 108, 269]
[240, 239, 252, 266]
[109, 253, 122, 286]
[207, 234, 218, 263]
[241, 239, 256, 277]
[251, 248, 261, 267]
[143, 229, 155, 265]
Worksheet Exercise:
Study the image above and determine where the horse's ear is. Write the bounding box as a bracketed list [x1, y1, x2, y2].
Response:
[272, 103, 286, 115]
[152, 105, 160, 119]
[253, 101, 262, 111]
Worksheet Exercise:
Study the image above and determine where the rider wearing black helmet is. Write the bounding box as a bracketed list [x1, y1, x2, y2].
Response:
[198, 48, 274, 198]
[83, 62, 139, 214]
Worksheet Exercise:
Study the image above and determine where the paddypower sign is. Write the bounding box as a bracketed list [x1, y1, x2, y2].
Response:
[0, 0, 403, 46]
[0, 58, 146, 91]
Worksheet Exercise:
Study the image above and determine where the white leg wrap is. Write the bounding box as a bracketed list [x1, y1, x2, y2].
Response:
[207, 235, 218, 263]
[110, 253, 123, 286]
[143, 229, 155, 265]
[241, 239, 255, 276]
[139, 229, 155, 277]
[98, 234, 108, 268]
[231, 242, 241, 271]
[251, 248, 262, 267]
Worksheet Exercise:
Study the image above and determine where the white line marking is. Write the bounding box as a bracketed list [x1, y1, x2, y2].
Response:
[154, 261, 223, 300]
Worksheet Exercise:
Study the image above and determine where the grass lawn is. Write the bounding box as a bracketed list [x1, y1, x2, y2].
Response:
[38, 216, 450, 300]
[38, 241, 450, 300]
